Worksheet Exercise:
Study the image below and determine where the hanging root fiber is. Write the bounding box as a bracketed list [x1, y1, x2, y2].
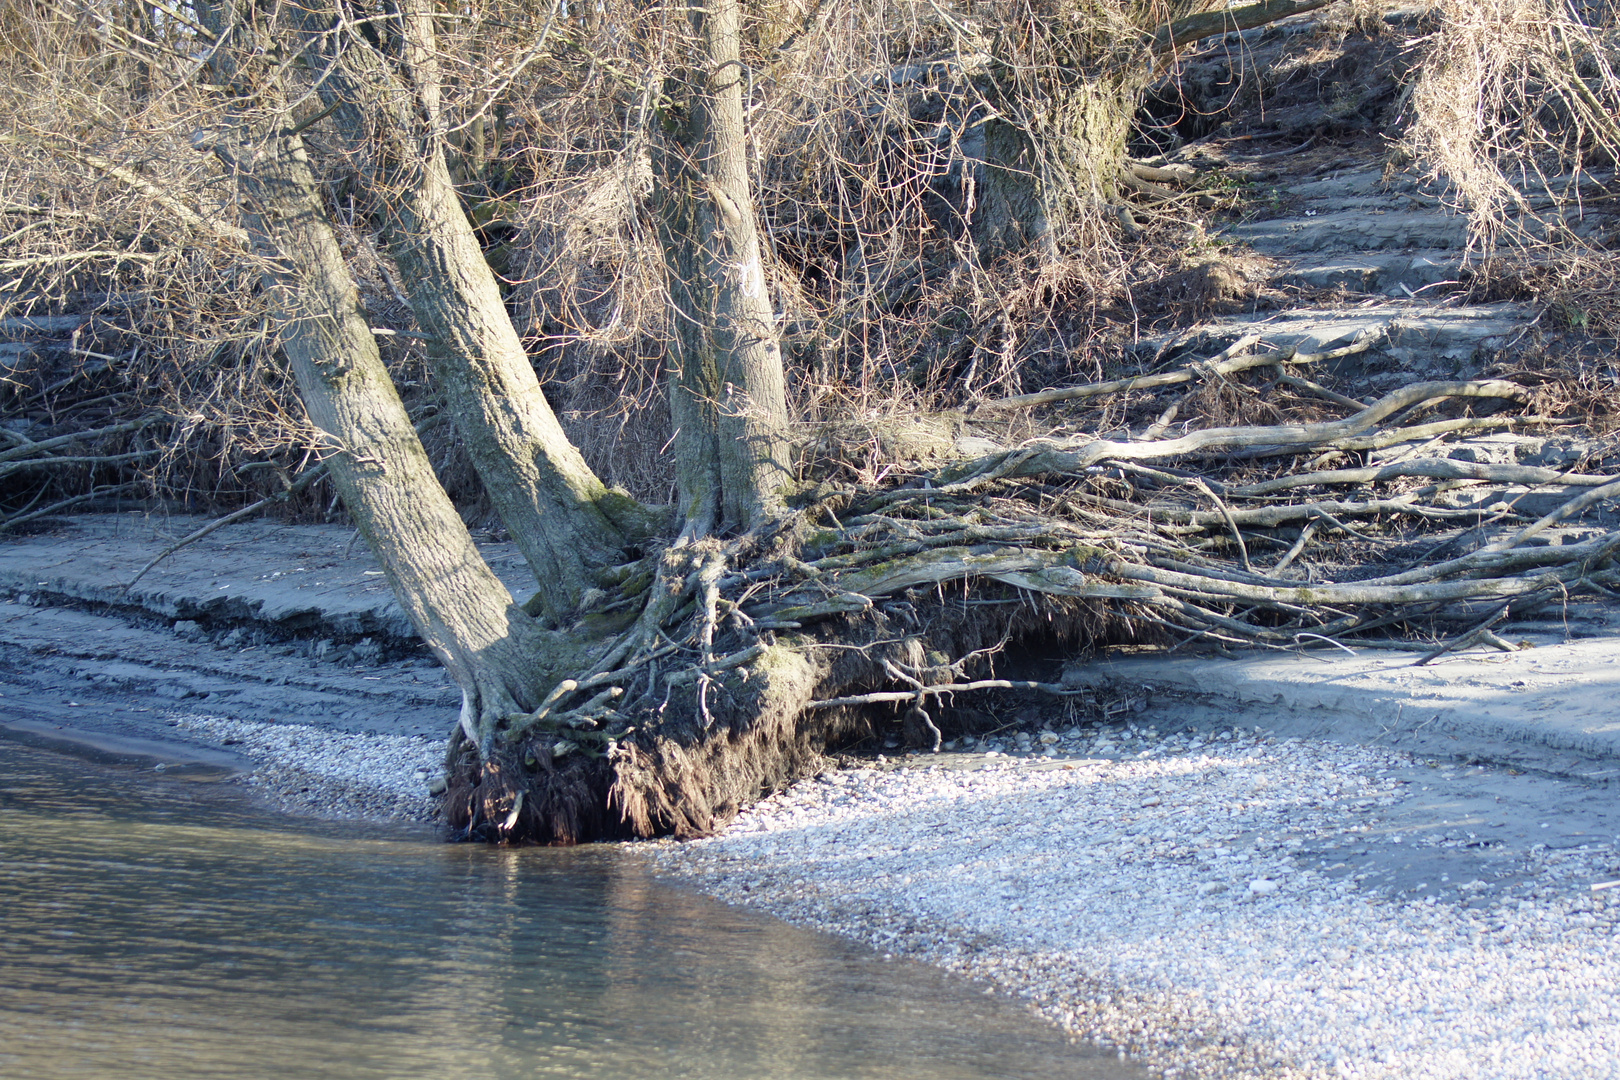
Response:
[448, 363, 1619, 844]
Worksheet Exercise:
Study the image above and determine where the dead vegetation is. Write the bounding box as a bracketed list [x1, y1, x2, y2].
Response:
[3, 1, 1620, 843]
[0, 0, 1373, 521]
[1405, 0, 1620, 336]
[448, 331, 1620, 841]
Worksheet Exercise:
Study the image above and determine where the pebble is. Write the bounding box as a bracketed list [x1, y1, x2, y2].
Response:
[175, 715, 441, 821]
[648, 733, 1620, 1080]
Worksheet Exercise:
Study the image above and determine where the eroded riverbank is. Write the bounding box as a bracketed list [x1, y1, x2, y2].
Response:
[3, 513, 1619, 1078]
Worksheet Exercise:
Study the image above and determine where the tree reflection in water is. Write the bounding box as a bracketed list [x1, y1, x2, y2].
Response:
[0, 741, 1138, 1080]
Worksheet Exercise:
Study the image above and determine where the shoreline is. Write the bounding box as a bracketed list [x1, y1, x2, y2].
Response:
[0, 702, 444, 823]
[3, 532, 1618, 1079]
[645, 724, 1620, 1080]
[10, 684, 1620, 1078]
[172, 714, 445, 822]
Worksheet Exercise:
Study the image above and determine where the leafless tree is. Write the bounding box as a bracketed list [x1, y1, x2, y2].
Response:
[5, 0, 1615, 841]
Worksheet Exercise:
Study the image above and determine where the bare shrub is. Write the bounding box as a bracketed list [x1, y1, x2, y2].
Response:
[495, 0, 1246, 500]
[1407, 0, 1620, 247]
[0, 0, 1313, 515]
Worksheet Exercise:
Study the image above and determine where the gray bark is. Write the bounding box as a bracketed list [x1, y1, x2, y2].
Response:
[655, 0, 793, 535]
[207, 122, 556, 746]
[291, 2, 657, 621]
[959, 0, 1338, 260]
[192, 1, 558, 747]
[966, 69, 1132, 261]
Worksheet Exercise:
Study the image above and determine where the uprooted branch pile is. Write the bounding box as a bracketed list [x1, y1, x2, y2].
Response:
[447, 351, 1620, 843]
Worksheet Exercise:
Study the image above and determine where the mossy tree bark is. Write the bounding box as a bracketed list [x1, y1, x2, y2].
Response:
[655, 0, 794, 536]
[286, 0, 657, 623]
[953, 0, 1146, 262]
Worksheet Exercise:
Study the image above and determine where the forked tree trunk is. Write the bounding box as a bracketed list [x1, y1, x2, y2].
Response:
[290, 1, 657, 622]
[655, 0, 794, 536]
[208, 122, 558, 746]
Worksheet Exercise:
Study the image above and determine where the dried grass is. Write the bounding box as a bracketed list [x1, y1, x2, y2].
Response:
[1407, 0, 1620, 249]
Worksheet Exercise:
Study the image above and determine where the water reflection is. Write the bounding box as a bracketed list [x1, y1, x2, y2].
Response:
[0, 742, 1140, 1080]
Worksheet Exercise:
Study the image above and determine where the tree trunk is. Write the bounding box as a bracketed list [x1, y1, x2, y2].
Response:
[208, 122, 560, 746]
[968, 74, 1133, 260]
[291, 2, 658, 622]
[655, 0, 794, 536]
[956, 0, 1337, 261]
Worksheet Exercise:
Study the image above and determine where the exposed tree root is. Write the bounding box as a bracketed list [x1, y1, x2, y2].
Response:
[447, 374, 1620, 844]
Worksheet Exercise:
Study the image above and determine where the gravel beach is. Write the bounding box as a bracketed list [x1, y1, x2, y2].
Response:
[4, 515, 1619, 1079]
[172, 715, 443, 821]
[137, 708, 1620, 1079]
[648, 726, 1620, 1080]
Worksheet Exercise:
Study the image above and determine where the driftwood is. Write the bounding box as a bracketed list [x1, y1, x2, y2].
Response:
[976, 332, 1382, 411]
[0, 415, 159, 532]
[1150, 0, 1331, 52]
[0, 482, 143, 532]
[0, 418, 150, 465]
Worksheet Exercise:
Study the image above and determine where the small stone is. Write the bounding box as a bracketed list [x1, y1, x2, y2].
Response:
[173, 619, 204, 639]
[1141, 796, 1162, 807]
[1248, 878, 1280, 896]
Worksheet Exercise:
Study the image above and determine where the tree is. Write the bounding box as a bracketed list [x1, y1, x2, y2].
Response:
[180, 0, 815, 811]
[190, 0, 566, 749]
[9, 0, 1610, 843]
[927, 0, 1333, 260]
[277, 0, 660, 623]
[655, 0, 794, 534]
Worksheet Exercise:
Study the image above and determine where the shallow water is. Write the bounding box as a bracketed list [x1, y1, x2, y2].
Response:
[0, 741, 1140, 1080]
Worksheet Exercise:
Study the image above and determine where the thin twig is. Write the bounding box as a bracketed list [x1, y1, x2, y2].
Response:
[121, 465, 329, 591]
[1192, 477, 1252, 573]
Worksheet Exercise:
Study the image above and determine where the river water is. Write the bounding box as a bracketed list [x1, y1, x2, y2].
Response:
[0, 741, 1140, 1080]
